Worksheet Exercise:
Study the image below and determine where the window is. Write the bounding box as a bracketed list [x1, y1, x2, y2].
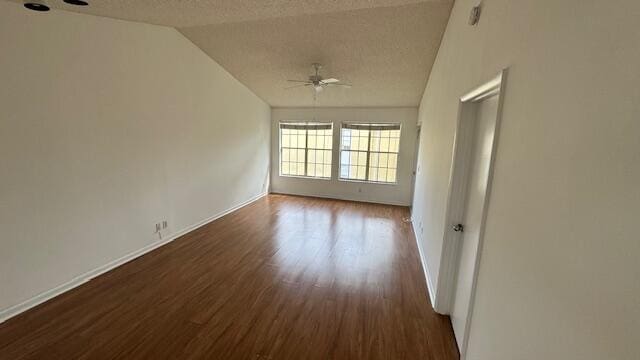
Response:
[340, 123, 401, 183]
[280, 122, 333, 178]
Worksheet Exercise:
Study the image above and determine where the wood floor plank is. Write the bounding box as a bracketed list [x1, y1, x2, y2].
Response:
[0, 194, 458, 359]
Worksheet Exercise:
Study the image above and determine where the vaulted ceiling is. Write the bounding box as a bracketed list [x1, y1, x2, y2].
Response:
[12, 0, 453, 107]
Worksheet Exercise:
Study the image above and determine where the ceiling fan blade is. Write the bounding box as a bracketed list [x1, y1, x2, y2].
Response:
[326, 83, 352, 88]
[285, 83, 312, 89]
[321, 78, 340, 84]
[287, 80, 311, 83]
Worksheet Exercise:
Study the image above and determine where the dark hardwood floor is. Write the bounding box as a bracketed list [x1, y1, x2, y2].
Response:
[0, 194, 458, 360]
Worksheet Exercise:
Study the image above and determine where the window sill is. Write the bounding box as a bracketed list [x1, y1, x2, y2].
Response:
[337, 178, 398, 186]
[279, 174, 332, 181]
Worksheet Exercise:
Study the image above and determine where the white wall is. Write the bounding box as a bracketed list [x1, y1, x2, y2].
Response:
[271, 107, 418, 206]
[411, 0, 640, 359]
[0, 2, 270, 317]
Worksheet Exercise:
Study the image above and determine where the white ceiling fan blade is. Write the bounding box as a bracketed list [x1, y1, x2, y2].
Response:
[320, 78, 340, 84]
[326, 83, 352, 88]
[285, 83, 312, 89]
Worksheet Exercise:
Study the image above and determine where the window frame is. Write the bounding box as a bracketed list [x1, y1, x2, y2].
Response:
[279, 121, 333, 180]
[338, 122, 401, 185]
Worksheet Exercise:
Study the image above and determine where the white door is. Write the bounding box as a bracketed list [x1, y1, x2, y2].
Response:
[450, 94, 500, 349]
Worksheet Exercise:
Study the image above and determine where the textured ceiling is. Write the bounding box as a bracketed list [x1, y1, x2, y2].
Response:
[179, 2, 452, 107]
[11, 0, 453, 107]
[9, 0, 451, 27]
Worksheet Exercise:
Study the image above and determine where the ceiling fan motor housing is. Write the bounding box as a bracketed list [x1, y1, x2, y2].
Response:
[309, 75, 322, 84]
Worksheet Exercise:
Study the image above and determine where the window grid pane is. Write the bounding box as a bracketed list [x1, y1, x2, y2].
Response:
[340, 124, 400, 183]
[280, 124, 332, 178]
[367, 129, 400, 183]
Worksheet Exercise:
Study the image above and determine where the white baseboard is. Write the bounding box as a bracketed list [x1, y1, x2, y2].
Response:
[0, 192, 267, 324]
[411, 216, 439, 312]
[270, 190, 410, 207]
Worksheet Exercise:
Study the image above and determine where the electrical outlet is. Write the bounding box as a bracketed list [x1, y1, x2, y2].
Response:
[162, 221, 168, 229]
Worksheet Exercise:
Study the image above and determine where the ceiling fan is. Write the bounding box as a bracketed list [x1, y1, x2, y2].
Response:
[286, 63, 352, 94]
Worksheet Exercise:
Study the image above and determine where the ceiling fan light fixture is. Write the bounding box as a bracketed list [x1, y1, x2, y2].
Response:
[24, 2, 50, 11]
[63, 0, 89, 5]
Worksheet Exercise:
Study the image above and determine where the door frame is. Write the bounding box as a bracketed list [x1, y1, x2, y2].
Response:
[409, 125, 421, 207]
[435, 69, 508, 357]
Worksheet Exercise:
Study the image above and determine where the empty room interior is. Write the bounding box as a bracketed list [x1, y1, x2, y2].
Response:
[1, 0, 638, 359]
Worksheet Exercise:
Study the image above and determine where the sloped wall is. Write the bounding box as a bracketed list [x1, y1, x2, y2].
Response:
[0, 1, 270, 317]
